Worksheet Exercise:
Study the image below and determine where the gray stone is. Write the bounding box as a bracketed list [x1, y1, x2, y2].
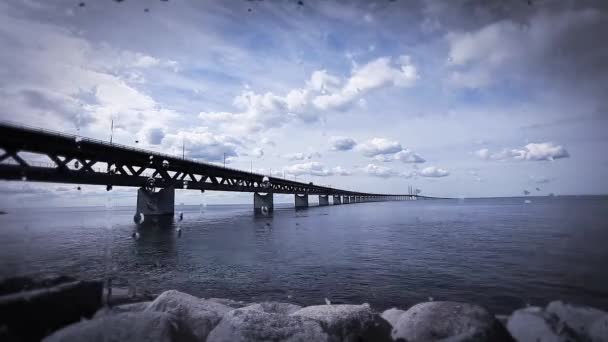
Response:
[43, 311, 188, 342]
[507, 306, 577, 342]
[589, 315, 608, 342]
[146, 290, 232, 341]
[93, 301, 151, 318]
[207, 297, 250, 309]
[241, 302, 303, 315]
[207, 308, 328, 342]
[546, 300, 608, 341]
[392, 301, 513, 341]
[381, 307, 406, 328]
[291, 303, 391, 342]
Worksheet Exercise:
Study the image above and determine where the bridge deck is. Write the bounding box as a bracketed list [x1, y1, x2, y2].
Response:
[0, 122, 424, 198]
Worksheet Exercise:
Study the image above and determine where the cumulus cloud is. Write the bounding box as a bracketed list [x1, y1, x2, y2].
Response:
[363, 164, 410, 178]
[283, 152, 321, 161]
[199, 55, 418, 132]
[251, 147, 264, 158]
[394, 149, 426, 163]
[313, 55, 418, 111]
[357, 138, 403, 157]
[283, 162, 351, 177]
[163, 129, 241, 163]
[475, 142, 569, 162]
[417, 166, 449, 178]
[329, 136, 357, 151]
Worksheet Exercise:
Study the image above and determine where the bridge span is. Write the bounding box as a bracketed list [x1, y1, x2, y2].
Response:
[0, 122, 431, 216]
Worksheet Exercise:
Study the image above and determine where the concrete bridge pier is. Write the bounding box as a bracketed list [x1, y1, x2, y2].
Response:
[343, 196, 350, 204]
[295, 194, 309, 208]
[319, 195, 329, 206]
[333, 195, 342, 204]
[136, 186, 175, 217]
[254, 192, 274, 214]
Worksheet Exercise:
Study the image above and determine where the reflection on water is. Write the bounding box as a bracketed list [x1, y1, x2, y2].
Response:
[1, 198, 608, 314]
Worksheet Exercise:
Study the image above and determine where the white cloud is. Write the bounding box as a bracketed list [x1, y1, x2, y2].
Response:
[394, 149, 426, 163]
[363, 164, 410, 178]
[163, 129, 241, 163]
[283, 162, 350, 177]
[283, 152, 321, 161]
[357, 138, 403, 157]
[251, 147, 264, 158]
[329, 136, 357, 151]
[198, 55, 418, 133]
[313, 55, 418, 111]
[418, 166, 449, 178]
[475, 142, 569, 162]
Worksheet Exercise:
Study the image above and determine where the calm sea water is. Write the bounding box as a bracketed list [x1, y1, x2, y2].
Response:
[1, 196, 607, 314]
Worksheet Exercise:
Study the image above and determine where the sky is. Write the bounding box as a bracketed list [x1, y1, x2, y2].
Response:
[1, 0, 607, 207]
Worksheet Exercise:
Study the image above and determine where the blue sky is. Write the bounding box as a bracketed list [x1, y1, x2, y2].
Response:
[1, 0, 607, 206]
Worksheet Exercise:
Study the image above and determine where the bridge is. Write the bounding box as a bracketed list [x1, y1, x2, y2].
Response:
[0, 122, 431, 216]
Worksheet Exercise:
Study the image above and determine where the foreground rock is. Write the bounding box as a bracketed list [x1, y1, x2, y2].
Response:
[208, 308, 329, 342]
[241, 302, 302, 315]
[384, 301, 514, 341]
[507, 301, 608, 342]
[292, 303, 391, 342]
[0, 275, 102, 341]
[146, 290, 232, 341]
[43, 311, 188, 342]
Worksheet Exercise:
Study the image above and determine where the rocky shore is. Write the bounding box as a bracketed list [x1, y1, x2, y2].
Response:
[1, 276, 607, 341]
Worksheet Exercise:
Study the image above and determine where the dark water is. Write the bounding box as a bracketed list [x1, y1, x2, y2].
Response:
[1, 196, 607, 314]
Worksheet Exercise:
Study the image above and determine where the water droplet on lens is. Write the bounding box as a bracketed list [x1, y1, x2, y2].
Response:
[132, 231, 140, 240]
[325, 298, 331, 305]
[77, 186, 81, 191]
[183, 180, 188, 189]
[261, 205, 269, 216]
[162, 160, 169, 168]
[74, 161, 80, 168]
[21, 176, 27, 181]
[178, 212, 183, 221]
[75, 137, 82, 143]
[428, 296, 434, 302]
[133, 213, 145, 224]
[106, 184, 112, 191]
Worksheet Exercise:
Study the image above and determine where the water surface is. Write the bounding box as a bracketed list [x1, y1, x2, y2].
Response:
[1, 196, 607, 314]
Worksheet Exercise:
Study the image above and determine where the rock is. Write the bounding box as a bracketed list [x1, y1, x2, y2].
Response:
[146, 290, 232, 341]
[43, 311, 189, 342]
[0, 274, 76, 296]
[291, 303, 391, 342]
[0, 278, 103, 341]
[507, 306, 577, 342]
[546, 300, 608, 340]
[381, 307, 406, 328]
[589, 315, 608, 342]
[392, 301, 513, 341]
[207, 297, 250, 309]
[93, 301, 151, 318]
[207, 308, 328, 342]
[241, 302, 302, 315]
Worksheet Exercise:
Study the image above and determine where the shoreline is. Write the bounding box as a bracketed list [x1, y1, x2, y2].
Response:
[1, 275, 607, 341]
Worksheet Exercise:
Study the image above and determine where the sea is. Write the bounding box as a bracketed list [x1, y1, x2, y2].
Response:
[1, 196, 607, 314]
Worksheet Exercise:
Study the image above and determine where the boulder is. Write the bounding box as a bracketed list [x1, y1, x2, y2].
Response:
[507, 306, 577, 342]
[146, 290, 232, 341]
[207, 297, 250, 309]
[291, 303, 391, 342]
[506, 302, 608, 342]
[546, 300, 608, 340]
[391, 301, 513, 341]
[241, 302, 303, 315]
[381, 307, 406, 328]
[43, 311, 189, 342]
[207, 308, 329, 342]
[0, 278, 103, 341]
[94, 301, 151, 318]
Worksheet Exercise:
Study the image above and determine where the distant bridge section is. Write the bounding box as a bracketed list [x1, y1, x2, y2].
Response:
[0, 122, 432, 216]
